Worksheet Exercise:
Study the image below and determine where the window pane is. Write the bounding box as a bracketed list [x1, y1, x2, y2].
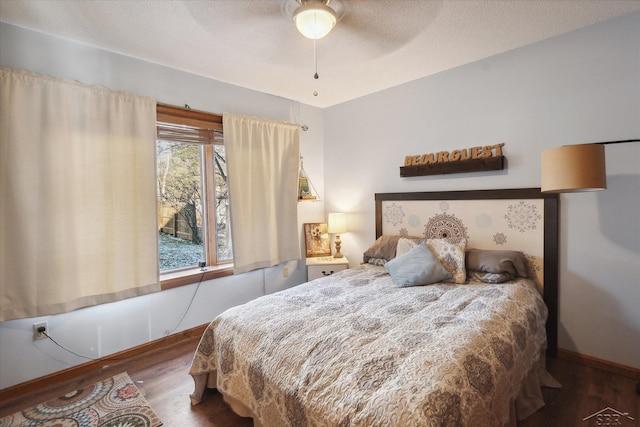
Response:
[214, 145, 232, 262]
[157, 141, 205, 271]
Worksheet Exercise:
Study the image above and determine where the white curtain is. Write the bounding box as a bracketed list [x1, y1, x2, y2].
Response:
[223, 113, 301, 274]
[0, 68, 159, 321]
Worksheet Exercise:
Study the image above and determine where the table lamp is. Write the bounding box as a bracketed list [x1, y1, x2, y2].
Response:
[327, 212, 347, 258]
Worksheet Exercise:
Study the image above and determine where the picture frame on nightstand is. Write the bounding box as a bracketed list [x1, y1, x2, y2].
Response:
[303, 223, 331, 257]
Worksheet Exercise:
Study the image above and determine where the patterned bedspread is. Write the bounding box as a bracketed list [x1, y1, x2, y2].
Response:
[189, 264, 548, 427]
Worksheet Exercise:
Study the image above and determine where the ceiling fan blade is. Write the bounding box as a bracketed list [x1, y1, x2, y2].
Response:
[335, 0, 442, 53]
[181, 1, 306, 65]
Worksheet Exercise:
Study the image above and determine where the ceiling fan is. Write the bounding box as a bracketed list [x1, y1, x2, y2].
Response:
[184, 1, 431, 59]
[181, 0, 435, 97]
[284, 0, 432, 93]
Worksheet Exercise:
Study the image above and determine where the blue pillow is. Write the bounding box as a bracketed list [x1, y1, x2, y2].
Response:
[384, 242, 452, 287]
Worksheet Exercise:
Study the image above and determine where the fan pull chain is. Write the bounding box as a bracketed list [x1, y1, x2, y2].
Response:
[313, 39, 319, 96]
[313, 38, 319, 80]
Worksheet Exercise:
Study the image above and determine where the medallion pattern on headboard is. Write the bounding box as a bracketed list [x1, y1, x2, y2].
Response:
[374, 188, 559, 357]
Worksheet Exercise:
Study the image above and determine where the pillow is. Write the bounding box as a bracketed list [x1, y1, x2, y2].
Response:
[363, 235, 401, 264]
[384, 242, 452, 287]
[425, 238, 467, 284]
[465, 249, 528, 278]
[396, 237, 422, 257]
[468, 270, 517, 284]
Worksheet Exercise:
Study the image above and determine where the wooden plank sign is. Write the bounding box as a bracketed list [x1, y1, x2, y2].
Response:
[400, 143, 506, 177]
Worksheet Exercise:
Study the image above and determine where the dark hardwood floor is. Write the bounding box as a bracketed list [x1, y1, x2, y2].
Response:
[1, 336, 638, 426]
[521, 358, 639, 427]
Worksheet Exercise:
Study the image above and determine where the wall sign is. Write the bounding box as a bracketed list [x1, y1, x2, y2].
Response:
[400, 143, 505, 177]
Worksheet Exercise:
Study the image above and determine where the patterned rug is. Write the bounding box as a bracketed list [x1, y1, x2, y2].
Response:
[0, 372, 162, 427]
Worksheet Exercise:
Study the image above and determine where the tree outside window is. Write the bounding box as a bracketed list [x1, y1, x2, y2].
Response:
[156, 105, 231, 273]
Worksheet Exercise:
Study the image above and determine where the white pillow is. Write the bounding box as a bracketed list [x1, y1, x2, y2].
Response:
[425, 238, 467, 284]
[396, 237, 419, 257]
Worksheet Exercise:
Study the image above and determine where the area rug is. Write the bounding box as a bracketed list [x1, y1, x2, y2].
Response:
[0, 372, 162, 427]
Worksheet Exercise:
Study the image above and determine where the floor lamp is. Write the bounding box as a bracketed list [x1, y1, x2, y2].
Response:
[541, 138, 639, 395]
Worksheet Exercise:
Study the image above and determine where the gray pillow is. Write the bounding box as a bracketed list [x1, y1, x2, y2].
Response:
[384, 242, 452, 288]
[465, 249, 528, 278]
[363, 235, 400, 263]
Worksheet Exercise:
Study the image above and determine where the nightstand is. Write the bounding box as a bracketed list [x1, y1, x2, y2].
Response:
[306, 256, 349, 281]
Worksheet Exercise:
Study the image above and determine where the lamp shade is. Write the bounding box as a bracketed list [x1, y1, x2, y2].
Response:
[327, 212, 347, 234]
[541, 144, 606, 193]
[293, 2, 337, 39]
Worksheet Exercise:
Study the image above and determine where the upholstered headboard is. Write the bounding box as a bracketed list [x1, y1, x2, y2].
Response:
[374, 188, 559, 357]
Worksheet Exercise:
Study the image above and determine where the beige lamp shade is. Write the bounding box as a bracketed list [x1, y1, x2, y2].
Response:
[327, 212, 347, 234]
[541, 144, 606, 193]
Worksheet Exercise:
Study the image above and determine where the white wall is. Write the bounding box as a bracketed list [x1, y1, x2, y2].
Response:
[0, 23, 326, 389]
[323, 12, 640, 369]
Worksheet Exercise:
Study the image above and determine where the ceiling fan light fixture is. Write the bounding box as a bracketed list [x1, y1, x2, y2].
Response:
[293, 1, 337, 40]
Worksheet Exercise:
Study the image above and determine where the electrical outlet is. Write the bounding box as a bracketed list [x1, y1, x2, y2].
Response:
[283, 266, 289, 277]
[33, 321, 48, 340]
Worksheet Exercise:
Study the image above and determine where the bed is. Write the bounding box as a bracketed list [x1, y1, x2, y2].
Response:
[189, 188, 560, 427]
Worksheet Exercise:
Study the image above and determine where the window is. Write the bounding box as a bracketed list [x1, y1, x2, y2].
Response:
[156, 104, 232, 288]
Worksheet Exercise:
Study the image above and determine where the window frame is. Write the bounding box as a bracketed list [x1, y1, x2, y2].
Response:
[156, 103, 233, 290]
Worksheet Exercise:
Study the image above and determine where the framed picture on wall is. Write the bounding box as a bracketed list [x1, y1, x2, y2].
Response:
[303, 223, 331, 257]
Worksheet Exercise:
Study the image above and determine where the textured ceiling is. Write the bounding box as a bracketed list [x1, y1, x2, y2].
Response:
[1, 0, 639, 108]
